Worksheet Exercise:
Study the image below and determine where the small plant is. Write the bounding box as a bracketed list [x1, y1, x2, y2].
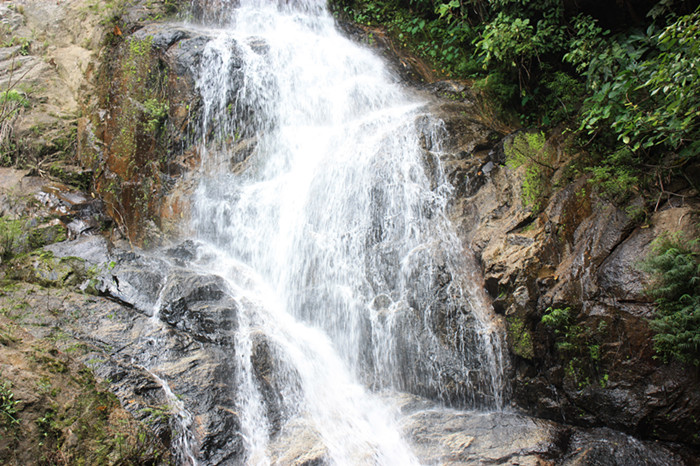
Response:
[0, 85, 31, 167]
[507, 316, 534, 359]
[143, 98, 168, 133]
[0, 217, 23, 260]
[0, 377, 20, 429]
[641, 233, 700, 366]
[36, 406, 60, 443]
[140, 403, 172, 424]
[586, 147, 642, 203]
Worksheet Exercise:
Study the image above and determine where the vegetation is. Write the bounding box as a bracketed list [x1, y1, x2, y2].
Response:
[642, 233, 700, 366]
[541, 306, 609, 388]
[0, 87, 31, 167]
[507, 316, 533, 359]
[504, 131, 552, 212]
[0, 218, 23, 261]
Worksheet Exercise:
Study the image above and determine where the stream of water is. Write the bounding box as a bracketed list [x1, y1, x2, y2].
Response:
[186, 0, 506, 463]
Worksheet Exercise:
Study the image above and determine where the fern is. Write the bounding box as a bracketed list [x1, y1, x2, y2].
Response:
[642, 234, 700, 366]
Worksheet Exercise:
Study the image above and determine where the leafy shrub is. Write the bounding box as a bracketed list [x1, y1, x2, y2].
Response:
[575, 9, 700, 159]
[541, 306, 572, 330]
[641, 233, 700, 366]
[472, 71, 518, 110]
[539, 70, 585, 125]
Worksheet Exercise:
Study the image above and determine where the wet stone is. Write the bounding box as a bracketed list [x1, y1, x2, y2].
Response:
[158, 270, 239, 346]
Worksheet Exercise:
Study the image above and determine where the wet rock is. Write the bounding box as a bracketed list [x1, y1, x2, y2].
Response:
[335, 19, 437, 85]
[164, 238, 199, 265]
[268, 418, 329, 465]
[247, 36, 270, 55]
[395, 394, 691, 465]
[145, 27, 191, 51]
[0, 272, 244, 465]
[0, 168, 115, 265]
[0, 308, 171, 464]
[562, 427, 686, 465]
[96, 254, 169, 314]
[84, 21, 221, 244]
[250, 331, 304, 436]
[159, 270, 239, 345]
[229, 137, 258, 172]
[44, 234, 111, 265]
[401, 407, 562, 464]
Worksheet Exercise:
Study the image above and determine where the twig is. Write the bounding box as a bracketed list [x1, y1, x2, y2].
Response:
[512, 144, 556, 171]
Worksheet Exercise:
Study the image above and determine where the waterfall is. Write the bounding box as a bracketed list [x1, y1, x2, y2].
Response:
[184, 0, 506, 463]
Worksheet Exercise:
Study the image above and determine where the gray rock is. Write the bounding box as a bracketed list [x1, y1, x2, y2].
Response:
[158, 270, 239, 345]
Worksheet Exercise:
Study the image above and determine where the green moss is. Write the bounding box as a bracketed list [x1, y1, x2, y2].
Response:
[505, 131, 554, 213]
[5, 250, 88, 289]
[143, 98, 169, 133]
[541, 306, 610, 389]
[1, 216, 70, 263]
[507, 316, 534, 359]
[48, 162, 91, 191]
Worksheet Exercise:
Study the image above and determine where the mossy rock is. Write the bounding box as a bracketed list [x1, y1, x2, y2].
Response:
[507, 316, 535, 360]
[1, 217, 68, 262]
[47, 163, 92, 191]
[6, 251, 87, 288]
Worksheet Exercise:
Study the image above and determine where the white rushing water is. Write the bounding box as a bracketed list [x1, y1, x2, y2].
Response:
[187, 0, 506, 463]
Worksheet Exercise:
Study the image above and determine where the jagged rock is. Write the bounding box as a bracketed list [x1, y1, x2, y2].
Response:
[400, 407, 563, 464]
[395, 393, 688, 465]
[268, 418, 329, 465]
[0, 168, 111, 264]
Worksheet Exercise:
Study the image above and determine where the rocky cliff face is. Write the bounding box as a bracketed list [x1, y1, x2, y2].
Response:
[434, 103, 700, 447]
[89, 7, 700, 455]
[352, 23, 700, 447]
[341, 23, 699, 453]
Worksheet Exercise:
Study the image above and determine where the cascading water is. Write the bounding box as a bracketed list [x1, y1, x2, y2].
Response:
[185, 0, 506, 463]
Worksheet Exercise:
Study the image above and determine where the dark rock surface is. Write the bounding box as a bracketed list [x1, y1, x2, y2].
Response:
[79, 20, 218, 245]
[266, 391, 691, 465]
